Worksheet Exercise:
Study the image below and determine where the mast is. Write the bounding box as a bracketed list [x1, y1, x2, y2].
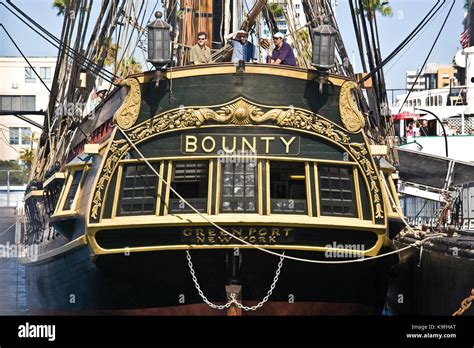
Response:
[178, 0, 213, 65]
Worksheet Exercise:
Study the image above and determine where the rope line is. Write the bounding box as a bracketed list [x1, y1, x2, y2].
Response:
[118, 127, 443, 264]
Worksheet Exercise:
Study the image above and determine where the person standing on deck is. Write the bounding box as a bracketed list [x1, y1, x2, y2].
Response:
[270, 32, 297, 67]
[189, 32, 213, 65]
[225, 30, 258, 63]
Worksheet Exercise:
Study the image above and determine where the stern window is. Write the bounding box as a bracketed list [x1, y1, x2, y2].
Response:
[63, 170, 83, 210]
[118, 164, 159, 216]
[318, 165, 357, 217]
[270, 161, 307, 214]
[221, 162, 257, 213]
[169, 161, 209, 213]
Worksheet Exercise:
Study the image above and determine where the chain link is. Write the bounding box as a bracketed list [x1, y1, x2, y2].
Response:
[452, 289, 474, 316]
[186, 251, 285, 311]
[186, 251, 231, 310]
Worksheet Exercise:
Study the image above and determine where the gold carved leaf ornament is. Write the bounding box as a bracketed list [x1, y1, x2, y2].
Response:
[113, 77, 141, 129]
[339, 81, 365, 133]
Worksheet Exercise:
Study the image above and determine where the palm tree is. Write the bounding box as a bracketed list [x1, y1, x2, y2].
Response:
[357, 0, 392, 123]
[268, 3, 284, 18]
[19, 148, 34, 172]
[361, 0, 393, 19]
[105, 42, 120, 67]
[117, 57, 142, 77]
[52, 0, 70, 16]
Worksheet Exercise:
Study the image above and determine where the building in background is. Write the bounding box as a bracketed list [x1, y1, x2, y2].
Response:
[0, 56, 56, 207]
[405, 68, 426, 92]
[263, 0, 306, 38]
[0, 57, 55, 162]
[405, 64, 456, 93]
[423, 63, 456, 89]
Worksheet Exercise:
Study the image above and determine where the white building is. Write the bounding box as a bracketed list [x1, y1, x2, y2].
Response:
[405, 69, 426, 92]
[0, 56, 56, 162]
[263, 0, 306, 38]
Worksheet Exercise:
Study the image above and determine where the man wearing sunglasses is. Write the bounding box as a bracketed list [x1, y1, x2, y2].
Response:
[189, 32, 213, 65]
[270, 32, 297, 67]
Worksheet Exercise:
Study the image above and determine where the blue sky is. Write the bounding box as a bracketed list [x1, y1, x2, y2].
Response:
[0, 0, 467, 97]
[336, 0, 465, 99]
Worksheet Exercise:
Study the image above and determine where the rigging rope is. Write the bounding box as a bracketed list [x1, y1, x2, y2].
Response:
[0, 25, 51, 94]
[358, 0, 446, 86]
[1, 1, 117, 83]
[398, 0, 455, 113]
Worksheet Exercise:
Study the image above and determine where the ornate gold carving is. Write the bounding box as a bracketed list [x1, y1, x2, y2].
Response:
[91, 139, 129, 220]
[91, 97, 384, 222]
[339, 81, 365, 133]
[113, 78, 141, 129]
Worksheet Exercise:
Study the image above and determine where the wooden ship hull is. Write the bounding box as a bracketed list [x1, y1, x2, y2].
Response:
[22, 64, 401, 314]
[388, 231, 474, 316]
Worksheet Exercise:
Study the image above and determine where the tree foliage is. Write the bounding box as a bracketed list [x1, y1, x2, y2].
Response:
[19, 148, 34, 172]
[361, 0, 393, 19]
[0, 161, 29, 185]
[52, 0, 70, 16]
[268, 3, 284, 18]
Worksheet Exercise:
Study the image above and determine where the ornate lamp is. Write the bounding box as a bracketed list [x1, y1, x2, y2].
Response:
[312, 18, 337, 93]
[147, 11, 171, 68]
[312, 18, 337, 70]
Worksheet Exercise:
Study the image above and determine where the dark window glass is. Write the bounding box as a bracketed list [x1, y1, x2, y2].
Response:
[118, 164, 159, 216]
[270, 161, 307, 214]
[63, 170, 83, 210]
[169, 161, 208, 213]
[318, 165, 357, 217]
[221, 162, 256, 213]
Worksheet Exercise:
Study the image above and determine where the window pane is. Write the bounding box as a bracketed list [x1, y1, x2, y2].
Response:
[1, 96, 12, 111]
[9, 128, 19, 145]
[12, 97, 21, 110]
[63, 170, 83, 210]
[318, 164, 356, 217]
[25, 68, 35, 83]
[40, 67, 51, 81]
[118, 164, 159, 216]
[270, 161, 307, 214]
[220, 162, 257, 213]
[23, 96, 36, 111]
[169, 161, 209, 213]
[21, 128, 32, 145]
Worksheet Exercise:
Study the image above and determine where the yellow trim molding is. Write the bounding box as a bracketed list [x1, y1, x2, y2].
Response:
[131, 63, 350, 86]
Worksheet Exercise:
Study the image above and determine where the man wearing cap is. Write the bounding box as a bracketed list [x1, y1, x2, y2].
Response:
[270, 32, 297, 67]
[225, 30, 257, 63]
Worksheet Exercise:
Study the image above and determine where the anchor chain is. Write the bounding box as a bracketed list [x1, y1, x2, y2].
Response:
[452, 289, 474, 316]
[186, 250, 285, 311]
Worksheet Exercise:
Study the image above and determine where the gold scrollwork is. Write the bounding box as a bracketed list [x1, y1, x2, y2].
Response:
[339, 81, 365, 133]
[113, 78, 141, 129]
[91, 139, 129, 220]
[90, 97, 383, 222]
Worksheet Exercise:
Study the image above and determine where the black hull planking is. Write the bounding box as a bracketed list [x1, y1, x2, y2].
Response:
[25, 244, 396, 315]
